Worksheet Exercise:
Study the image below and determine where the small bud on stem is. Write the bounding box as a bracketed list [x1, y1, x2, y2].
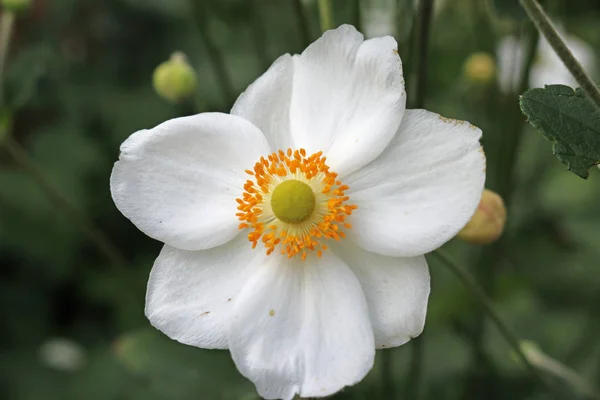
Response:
[458, 189, 506, 245]
[152, 52, 197, 103]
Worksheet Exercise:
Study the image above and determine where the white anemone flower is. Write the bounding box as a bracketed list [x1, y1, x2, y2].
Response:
[497, 30, 595, 93]
[111, 25, 485, 400]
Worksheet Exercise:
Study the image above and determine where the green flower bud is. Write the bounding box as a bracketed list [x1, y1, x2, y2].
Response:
[152, 52, 197, 103]
[458, 189, 506, 245]
[2, 0, 31, 12]
[463, 52, 496, 84]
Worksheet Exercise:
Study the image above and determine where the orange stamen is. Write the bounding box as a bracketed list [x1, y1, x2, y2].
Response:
[235, 148, 356, 259]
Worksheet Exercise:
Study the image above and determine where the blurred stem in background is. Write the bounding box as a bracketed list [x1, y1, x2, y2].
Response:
[521, 342, 600, 400]
[318, 0, 334, 32]
[432, 250, 554, 394]
[291, 0, 312, 47]
[404, 0, 434, 398]
[250, 0, 270, 71]
[0, 11, 128, 267]
[189, 0, 236, 106]
[468, 19, 539, 397]
[520, 0, 600, 109]
[2, 135, 128, 267]
[0, 11, 13, 106]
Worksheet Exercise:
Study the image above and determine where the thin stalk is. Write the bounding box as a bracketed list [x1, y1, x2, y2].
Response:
[0, 12, 15, 106]
[405, 1, 434, 398]
[566, 246, 600, 365]
[519, 0, 600, 109]
[291, 0, 311, 48]
[3, 135, 128, 267]
[432, 250, 553, 393]
[189, 0, 236, 105]
[352, 0, 361, 32]
[468, 22, 539, 381]
[381, 350, 395, 399]
[523, 344, 600, 400]
[317, 0, 334, 33]
[250, 0, 270, 71]
[0, 9, 127, 267]
[409, 0, 434, 109]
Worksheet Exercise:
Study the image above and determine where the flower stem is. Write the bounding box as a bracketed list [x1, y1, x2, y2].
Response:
[291, 0, 311, 48]
[189, 0, 236, 106]
[381, 350, 394, 399]
[432, 249, 553, 393]
[523, 344, 600, 400]
[0, 9, 127, 268]
[519, 0, 600, 109]
[317, 0, 334, 33]
[0, 12, 14, 106]
[409, 0, 434, 109]
[3, 134, 128, 267]
[404, 2, 434, 397]
[250, 0, 270, 71]
[468, 22, 539, 386]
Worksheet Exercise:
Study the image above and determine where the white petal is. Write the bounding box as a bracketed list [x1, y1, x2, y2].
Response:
[232, 54, 295, 150]
[290, 25, 406, 177]
[331, 242, 430, 348]
[145, 234, 261, 349]
[110, 112, 270, 251]
[345, 109, 485, 257]
[228, 251, 374, 400]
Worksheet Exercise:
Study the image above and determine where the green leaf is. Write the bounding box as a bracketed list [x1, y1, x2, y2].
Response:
[520, 84, 600, 179]
[114, 328, 257, 400]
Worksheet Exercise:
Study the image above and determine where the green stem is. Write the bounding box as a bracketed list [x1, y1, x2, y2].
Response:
[519, 0, 600, 109]
[409, 0, 434, 109]
[469, 22, 539, 378]
[381, 350, 394, 399]
[433, 250, 553, 393]
[189, 0, 236, 106]
[0, 12, 14, 106]
[3, 135, 128, 267]
[406, 335, 424, 399]
[523, 343, 600, 400]
[317, 0, 334, 33]
[250, 0, 270, 71]
[291, 0, 311, 48]
[404, 2, 434, 397]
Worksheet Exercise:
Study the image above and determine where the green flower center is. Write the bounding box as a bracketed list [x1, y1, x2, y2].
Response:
[270, 179, 316, 224]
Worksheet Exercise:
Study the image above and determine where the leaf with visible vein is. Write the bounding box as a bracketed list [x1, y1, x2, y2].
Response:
[520, 84, 600, 178]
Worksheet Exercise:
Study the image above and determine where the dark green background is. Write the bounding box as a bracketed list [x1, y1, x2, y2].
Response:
[1, 0, 599, 399]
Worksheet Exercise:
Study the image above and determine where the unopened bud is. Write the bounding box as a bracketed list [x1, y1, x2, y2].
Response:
[2, 0, 31, 12]
[463, 52, 496, 84]
[152, 52, 197, 103]
[458, 189, 506, 245]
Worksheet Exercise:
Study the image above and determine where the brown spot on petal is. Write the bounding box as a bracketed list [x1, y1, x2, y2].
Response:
[269, 309, 275, 317]
[200, 311, 210, 316]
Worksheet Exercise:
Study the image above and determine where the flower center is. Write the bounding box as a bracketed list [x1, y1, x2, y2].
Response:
[236, 148, 357, 260]
[270, 179, 316, 224]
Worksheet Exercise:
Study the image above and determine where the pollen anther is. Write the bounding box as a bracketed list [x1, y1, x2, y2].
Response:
[236, 148, 357, 259]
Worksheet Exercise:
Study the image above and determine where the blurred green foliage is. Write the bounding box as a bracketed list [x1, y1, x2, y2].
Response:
[1, 0, 600, 399]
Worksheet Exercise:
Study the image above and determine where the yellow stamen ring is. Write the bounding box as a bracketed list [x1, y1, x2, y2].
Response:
[236, 148, 357, 260]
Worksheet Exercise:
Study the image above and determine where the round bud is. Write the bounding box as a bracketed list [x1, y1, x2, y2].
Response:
[458, 189, 506, 245]
[2, 0, 31, 12]
[152, 52, 197, 103]
[463, 52, 496, 84]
